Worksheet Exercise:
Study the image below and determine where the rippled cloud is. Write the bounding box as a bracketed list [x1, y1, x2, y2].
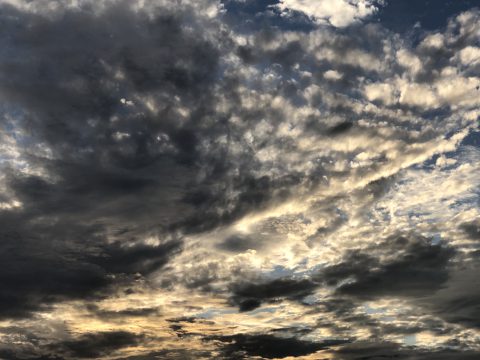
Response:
[0, 0, 479, 359]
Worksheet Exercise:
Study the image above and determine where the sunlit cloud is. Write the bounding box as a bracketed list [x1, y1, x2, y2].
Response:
[0, 0, 479, 358]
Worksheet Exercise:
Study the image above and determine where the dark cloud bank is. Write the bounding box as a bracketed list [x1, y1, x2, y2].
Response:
[0, 0, 479, 359]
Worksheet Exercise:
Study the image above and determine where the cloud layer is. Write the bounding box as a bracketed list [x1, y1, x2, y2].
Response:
[0, 0, 479, 359]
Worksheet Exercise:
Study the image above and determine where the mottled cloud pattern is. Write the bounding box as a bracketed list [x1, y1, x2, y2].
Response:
[0, 0, 479, 359]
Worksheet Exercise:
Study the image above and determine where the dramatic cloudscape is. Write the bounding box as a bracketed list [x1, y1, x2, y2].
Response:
[0, 0, 479, 359]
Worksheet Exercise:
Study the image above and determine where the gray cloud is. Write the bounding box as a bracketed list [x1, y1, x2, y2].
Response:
[210, 333, 349, 359]
[319, 235, 455, 299]
[0, 0, 479, 358]
[231, 277, 318, 311]
[47, 331, 144, 359]
[330, 341, 480, 360]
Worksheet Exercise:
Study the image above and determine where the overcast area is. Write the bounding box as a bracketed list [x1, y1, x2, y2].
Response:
[0, 0, 479, 359]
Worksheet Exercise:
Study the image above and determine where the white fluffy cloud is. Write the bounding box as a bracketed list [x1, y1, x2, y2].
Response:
[277, 0, 381, 27]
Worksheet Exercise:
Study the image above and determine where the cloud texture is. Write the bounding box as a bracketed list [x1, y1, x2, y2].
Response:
[0, 0, 479, 358]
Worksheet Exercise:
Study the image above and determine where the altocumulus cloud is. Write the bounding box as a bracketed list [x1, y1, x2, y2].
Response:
[0, 0, 479, 359]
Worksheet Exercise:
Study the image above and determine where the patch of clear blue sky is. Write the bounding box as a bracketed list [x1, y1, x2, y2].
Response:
[364, 304, 387, 315]
[221, 0, 479, 35]
[404, 334, 417, 346]
[195, 307, 239, 319]
[461, 130, 480, 148]
[374, 0, 479, 34]
[220, 0, 315, 33]
[195, 306, 277, 319]
[420, 129, 480, 171]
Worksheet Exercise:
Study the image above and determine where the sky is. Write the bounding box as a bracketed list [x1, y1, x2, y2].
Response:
[0, 0, 479, 359]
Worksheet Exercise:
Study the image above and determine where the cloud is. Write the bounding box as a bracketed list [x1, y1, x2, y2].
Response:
[420, 266, 480, 329]
[277, 0, 380, 27]
[47, 331, 144, 358]
[216, 234, 263, 252]
[0, 0, 479, 358]
[460, 220, 480, 240]
[116, 349, 215, 360]
[320, 235, 455, 299]
[328, 341, 480, 360]
[86, 304, 161, 319]
[0, 0, 220, 319]
[210, 333, 349, 359]
[231, 277, 318, 311]
[0, 207, 182, 319]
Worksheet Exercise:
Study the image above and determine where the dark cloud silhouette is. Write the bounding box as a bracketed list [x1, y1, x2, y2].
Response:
[231, 277, 317, 311]
[225, 234, 457, 317]
[48, 331, 143, 358]
[96, 240, 183, 275]
[216, 234, 262, 252]
[319, 235, 455, 299]
[0, 216, 108, 319]
[0, 349, 27, 360]
[330, 341, 480, 360]
[418, 265, 480, 329]
[460, 220, 480, 240]
[211, 333, 349, 359]
[0, 210, 181, 319]
[327, 121, 354, 136]
[238, 298, 262, 312]
[0, 0, 228, 321]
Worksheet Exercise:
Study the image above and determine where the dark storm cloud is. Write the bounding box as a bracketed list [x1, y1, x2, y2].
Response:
[96, 239, 183, 275]
[0, 349, 40, 360]
[0, 0, 223, 221]
[319, 235, 455, 299]
[47, 331, 143, 358]
[311, 234, 480, 334]
[305, 238, 480, 338]
[0, 206, 182, 319]
[0, 0, 224, 320]
[330, 341, 480, 360]
[227, 234, 455, 314]
[210, 333, 349, 359]
[216, 234, 263, 252]
[231, 277, 317, 311]
[420, 265, 480, 329]
[0, 213, 108, 319]
[460, 220, 480, 240]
